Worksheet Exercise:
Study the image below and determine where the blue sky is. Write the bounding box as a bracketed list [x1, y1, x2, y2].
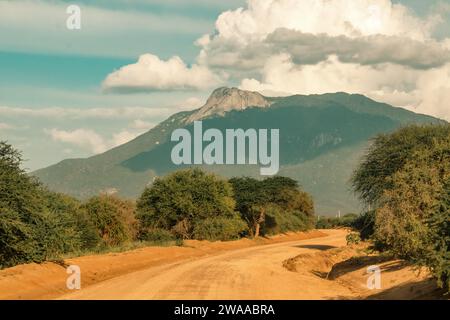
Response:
[0, 0, 449, 170]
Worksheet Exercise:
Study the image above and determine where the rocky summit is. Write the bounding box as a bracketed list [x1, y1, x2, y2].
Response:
[186, 87, 271, 123]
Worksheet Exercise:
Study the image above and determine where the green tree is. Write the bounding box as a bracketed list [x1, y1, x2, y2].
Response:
[228, 177, 268, 237]
[82, 195, 135, 247]
[0, 141, 49, 267]
[230, 176, 314, 237]
[44, 192, 101, 251]
[137, 169, 240, 240]
[352, 124, 450, 291]
[352, 124, 450, 206]
[0, 142, 83, 266]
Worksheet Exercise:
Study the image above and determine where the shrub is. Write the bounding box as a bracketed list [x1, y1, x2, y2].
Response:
[350, 211, 376, 240]
[352, 124, 450, 291]
[374, 158, 449, 289]
[137, 169, 236, 240]
[140, 228, 177, 242]
[103, 196, 138, 241]
[346, 232, 361, 245]
[264, 206, 314, 235]
[192, 215, 248, 241]
[82, 195, 134, 247]
[0, 207, 39, 268]
[43, 191, 100, 251]
[0, 142, 58, 267]
[316, 213, 358, 230]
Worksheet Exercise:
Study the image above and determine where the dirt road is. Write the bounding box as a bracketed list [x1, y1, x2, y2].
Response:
[61, 229, 353, 300]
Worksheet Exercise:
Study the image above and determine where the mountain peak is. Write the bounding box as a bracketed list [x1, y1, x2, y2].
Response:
[186, 87, 271, 123]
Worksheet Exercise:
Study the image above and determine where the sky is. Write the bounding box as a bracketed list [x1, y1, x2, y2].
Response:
[0, 0, 449, 171]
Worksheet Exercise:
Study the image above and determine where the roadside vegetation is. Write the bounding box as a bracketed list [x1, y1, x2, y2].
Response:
[0, 142, 315, 269]
[351, 124, 450, 292]
[3, 122, 447, 295]
[315, 213, 359, 229]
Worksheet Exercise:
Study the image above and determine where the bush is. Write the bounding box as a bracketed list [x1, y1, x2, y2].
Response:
[82, 195, 134, 247]
[316, 213, 358, 229]
[352, 124, 450, 291]
[350, 211, 375, 241]
[137, 169, 237, 240]
[193, 215, 248, 241]
[374, 160, 449, 289]
[140, 228, 177, 242]
[0, 142, 63, 267]
[346, 232, 361, 245]
[43, 192, 101, 251]
[0, 207, 39, 268]
[264, 206, 314, 235]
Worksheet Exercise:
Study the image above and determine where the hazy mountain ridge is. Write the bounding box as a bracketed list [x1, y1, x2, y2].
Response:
[34, 89, 445, 214]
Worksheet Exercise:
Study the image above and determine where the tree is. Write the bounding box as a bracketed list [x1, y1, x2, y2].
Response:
[230, 176, 314, 237]
[82, 195, 135, 247]
[352, 124, 450, 206]
[352, 124, 450, 291]
[374, 144, 450, 289]
[44, 191, 101, 251]
[229, 177, 268, 237]
[0, 141, 49, 267]
[137, 169, 241, 240]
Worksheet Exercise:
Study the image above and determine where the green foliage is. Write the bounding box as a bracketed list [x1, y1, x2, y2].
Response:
[352, 124, 450, 291]
[44, 192, 101, 251]
[228, 177, 267, 237]
[315, 213, 358, 229]
[263, 205, 314, 235]
[374, 144, 450, 289]
[350, 211, 376, 241]
[0, 207, 38, 268]
[82, 195, 135, 247]
[140, 228, 177, 242]
[0, 142, 92, 266]
[192, 214, 248, 241]
[352, 124, 450, 206]
[346, 232, 361, 245]
[137, 169, 237, 239]
[230, 176, 314, 237]
[0, 141, 51, 267]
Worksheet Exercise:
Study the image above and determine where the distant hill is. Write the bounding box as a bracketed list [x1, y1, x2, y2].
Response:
[34, 88, 445, 215]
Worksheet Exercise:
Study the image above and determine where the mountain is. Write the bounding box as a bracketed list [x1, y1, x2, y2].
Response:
[186, 87, 271, 122]
[33, 88, 444, 215]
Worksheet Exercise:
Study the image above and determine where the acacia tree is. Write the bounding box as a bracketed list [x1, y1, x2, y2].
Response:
[229, 177, 268, 237]
[137, 169, 243, 240]
[82, 195, 136, 247]
[352, 124, 450, 291]
[352, 124, 450, 206]
[0, 142, 103, 267]
[0, 141, 48, 267]
[230, 176, 314, 237]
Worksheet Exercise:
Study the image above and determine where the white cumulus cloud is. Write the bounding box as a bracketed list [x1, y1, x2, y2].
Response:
[102, 54, 222, 92]
[45, 128, 108, 154]
[45, 124, 155, 155]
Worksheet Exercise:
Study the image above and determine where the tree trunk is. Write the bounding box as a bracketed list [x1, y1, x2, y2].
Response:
[254, 208, 265, 238]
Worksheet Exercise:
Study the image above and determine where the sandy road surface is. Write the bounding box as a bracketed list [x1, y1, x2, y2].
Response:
[61, 230, 352, 300]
